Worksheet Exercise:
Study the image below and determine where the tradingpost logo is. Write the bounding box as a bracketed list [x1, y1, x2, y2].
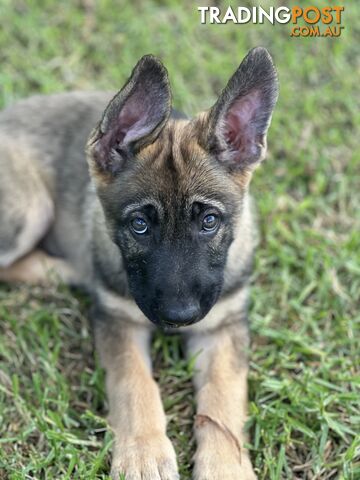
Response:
[198, 5, 345, 37]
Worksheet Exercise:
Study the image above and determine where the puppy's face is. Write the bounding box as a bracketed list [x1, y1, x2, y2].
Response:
[94, 121, 242, 327]
[87, 49, 278, 328]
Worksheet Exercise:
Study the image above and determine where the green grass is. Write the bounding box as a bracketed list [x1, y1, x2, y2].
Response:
[0, 1, 359, 478]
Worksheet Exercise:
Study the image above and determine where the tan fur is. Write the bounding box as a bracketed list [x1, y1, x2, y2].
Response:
[187, 325, 256, 480]
[96, 286, 150, 328]
[0, 137, 54, 268]
[0, 249, 78, 284]
[95, 324, 179, 480]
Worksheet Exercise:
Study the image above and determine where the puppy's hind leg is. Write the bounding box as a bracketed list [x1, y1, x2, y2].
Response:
[0, 249, 79, 285]
[0, 140, 54, 271]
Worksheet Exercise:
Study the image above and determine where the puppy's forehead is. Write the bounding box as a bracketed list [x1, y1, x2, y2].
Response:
[139, 119, 201, 168]
[134, 118, 238, 206]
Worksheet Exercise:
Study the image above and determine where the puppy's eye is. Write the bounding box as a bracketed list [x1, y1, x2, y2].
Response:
[202, 214, 219, 232]
[131, 217, 148, 235]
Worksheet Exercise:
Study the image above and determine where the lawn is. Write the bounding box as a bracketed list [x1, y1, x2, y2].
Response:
[0, 1, 359, 479]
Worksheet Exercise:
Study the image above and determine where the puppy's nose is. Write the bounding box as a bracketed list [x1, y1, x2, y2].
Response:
[161, 302, 201, 327]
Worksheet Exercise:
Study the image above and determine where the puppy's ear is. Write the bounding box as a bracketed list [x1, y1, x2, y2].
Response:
[88, 55, 171, 176]
[203, 47, 278, 170]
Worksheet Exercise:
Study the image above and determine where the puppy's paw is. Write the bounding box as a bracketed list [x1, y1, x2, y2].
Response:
[110, 433, 179, 480]
[193, 449, 257, 480]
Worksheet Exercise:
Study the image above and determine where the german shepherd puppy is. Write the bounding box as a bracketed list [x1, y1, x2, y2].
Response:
[0, 47, 278, 479]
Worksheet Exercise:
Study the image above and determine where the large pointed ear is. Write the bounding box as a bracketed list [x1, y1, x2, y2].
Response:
[203, 47, 278, 171]
[87, 55, 171, 177]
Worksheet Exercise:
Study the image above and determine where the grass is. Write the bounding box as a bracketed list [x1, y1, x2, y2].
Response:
[0, 0, 359, 478]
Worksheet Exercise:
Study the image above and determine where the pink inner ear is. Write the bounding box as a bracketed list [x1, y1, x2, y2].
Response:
[117, 97, 152, 144]
[223, 90, 261, 157]
[96, 97, 152, 169]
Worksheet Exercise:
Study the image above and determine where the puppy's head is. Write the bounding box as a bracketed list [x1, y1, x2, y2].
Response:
[87, 48, 278, 328]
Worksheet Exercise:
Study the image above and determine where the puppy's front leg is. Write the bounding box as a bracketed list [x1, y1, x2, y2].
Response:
[187, 323, 257, 480]
[95, 319, 179, 480]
